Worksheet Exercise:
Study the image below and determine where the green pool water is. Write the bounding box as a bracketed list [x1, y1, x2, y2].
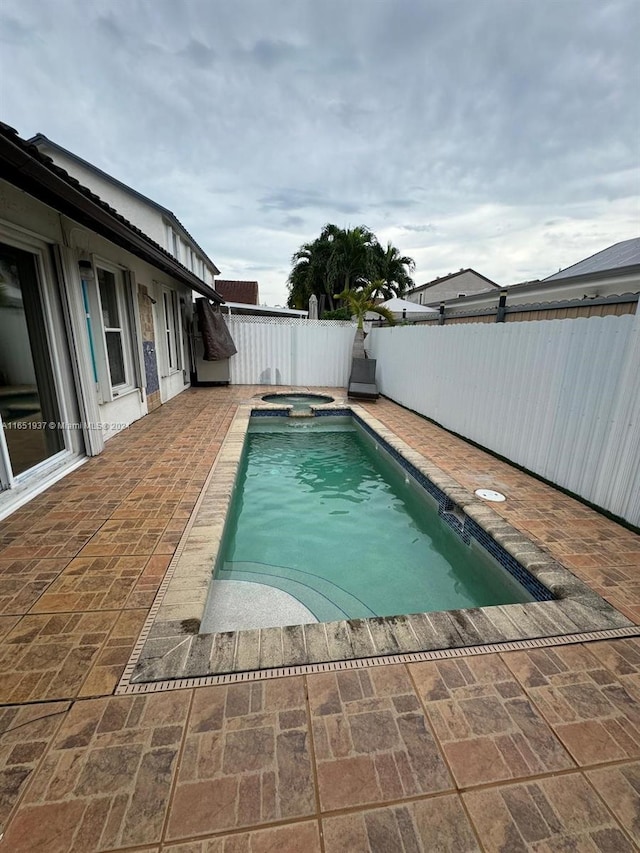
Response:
[212, 417, 533, 623]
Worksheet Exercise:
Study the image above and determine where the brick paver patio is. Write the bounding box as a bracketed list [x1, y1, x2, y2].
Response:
[0, 386, 638, 851]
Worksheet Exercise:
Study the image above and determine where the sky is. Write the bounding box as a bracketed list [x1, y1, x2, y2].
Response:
[1, 0, 639, 306]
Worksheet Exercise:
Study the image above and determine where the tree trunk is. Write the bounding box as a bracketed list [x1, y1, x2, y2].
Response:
[352, 328, 366, 360]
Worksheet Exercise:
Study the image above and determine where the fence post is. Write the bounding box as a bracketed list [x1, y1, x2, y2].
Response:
[496, 290, 508, 322]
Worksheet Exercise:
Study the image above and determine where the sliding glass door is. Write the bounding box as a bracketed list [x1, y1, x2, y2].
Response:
[0, 240, 68, 487]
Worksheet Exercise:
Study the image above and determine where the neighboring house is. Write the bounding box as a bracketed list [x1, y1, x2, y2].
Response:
[427, 237, 640, 323]
[406, 268, 500, 305]
[0, 123, 222, 518]
[209, 279, 307, 317]
[29, 133, 220, 287]
[214, 280, 259, 305]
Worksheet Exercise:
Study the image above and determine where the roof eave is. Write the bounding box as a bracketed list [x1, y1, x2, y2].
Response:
[27, 132, 221, 277]
[541, 265, 640, 286]
[1, 130, 221, 301]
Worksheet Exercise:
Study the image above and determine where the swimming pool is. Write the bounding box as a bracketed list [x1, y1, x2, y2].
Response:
[200, 412, 545, 632]
[125, 401, 632, 686]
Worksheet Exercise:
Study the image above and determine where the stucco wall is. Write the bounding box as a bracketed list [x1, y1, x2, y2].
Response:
[409, 271, 498, 304]
[0, 179, 192, 436]
[35, 146, 166, 246]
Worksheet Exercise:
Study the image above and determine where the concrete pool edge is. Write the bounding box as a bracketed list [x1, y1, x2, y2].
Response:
[120, 398, 634, 688]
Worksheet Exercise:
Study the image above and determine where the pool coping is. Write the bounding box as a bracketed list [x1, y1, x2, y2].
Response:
[118, 397, 634, 689]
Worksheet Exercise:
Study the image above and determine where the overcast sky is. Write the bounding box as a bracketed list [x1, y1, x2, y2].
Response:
[1, 1, 638, 304]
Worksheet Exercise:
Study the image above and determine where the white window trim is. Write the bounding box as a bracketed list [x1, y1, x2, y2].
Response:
[160, 285, 183, 376]
[0, 224, 80, 489]
[89, 257, 137, 402]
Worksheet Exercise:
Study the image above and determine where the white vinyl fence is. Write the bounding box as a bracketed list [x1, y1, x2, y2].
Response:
[369, 313, 640, 526]
[227, 316, 355, 387]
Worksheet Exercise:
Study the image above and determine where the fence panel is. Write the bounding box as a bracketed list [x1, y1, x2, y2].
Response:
[227, 317, 355, 387]
[369, 314, 639, 526]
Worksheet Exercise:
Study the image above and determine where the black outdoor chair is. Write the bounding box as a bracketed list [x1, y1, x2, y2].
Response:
[347, 357, 379, 400]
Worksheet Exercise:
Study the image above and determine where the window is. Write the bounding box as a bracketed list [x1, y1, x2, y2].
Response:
[172, 230, 179, 259]
[96, 265, 132, 391]
[162, 289, 181, 371]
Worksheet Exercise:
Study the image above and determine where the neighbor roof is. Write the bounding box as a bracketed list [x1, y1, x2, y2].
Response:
[543, 237, 640, 281]
[214, 280, 259, 305]
[410, 268, 499, 293]
[28, 132, 220, 275]
[0, 123, 221, 301]
[378, 297, 438, 313]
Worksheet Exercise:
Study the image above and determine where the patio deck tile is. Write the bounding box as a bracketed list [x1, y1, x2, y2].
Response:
[165, 678, 315, 841]
[0, 700, 70, 826]
[409, 654, 574, 788]
[162, 821, 322, 852]
[0, 385, 638, 850]
[307, 664, 453, 812]
[586, 762, 640, 846]
[0, 611, 116, 703]
[28, 554, 149, 614]
[78, 608, 149, 698]
[0, 557, 69, 615]
[502, 644, 640, 765]
[0, 691, 191, 852]
[463, 772, 636, 852]
[322, 794, 480, 852]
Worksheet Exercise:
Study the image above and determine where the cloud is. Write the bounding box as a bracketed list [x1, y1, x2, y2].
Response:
[0, 0, 637, 304]
[249, 38, 299, 68]
[259, 189, 360, 216]
[401, 224, 437, 234]
[179, 39, 216, 68]
[0, 13, 36, 43]
[281, 215, 305, 228]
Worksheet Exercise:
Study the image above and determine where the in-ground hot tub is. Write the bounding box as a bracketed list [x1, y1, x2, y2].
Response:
[261, 393, 334, 409]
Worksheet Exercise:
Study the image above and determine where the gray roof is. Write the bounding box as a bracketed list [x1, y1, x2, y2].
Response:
[544, 237, 640, 281]
[409, 267, 499, 293]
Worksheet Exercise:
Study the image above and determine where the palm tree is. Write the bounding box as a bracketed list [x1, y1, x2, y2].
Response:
[372, 241, 415, 297]
[327, 225, 378, 297]
[367, 278, 394, 302]
[286, 225, 416, 312]
[338, 283, 395, 359]
[288, 232, 335, 310]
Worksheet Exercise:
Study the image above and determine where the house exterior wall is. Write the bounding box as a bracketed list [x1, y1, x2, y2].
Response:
[33, 146, 166, 245]
[31, 141, 218, 283]
[430, 270, 640, 313]
[408, 271, 497, 305]
[0, 179, 193, 445]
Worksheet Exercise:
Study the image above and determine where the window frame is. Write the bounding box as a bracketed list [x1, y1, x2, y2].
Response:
[161, 286, 182, 375]
[91, 259, 136, 400]
[0, 222, 80, 488]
